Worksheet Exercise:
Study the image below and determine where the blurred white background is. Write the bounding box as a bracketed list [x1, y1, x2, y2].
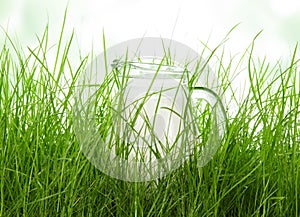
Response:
[1, 0, 300, 62]
[0, 0, 299, 116]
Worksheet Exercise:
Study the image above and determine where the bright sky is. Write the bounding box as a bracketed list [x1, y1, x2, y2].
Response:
[1, 0, 300, 69]
[0, 0, 299, 115]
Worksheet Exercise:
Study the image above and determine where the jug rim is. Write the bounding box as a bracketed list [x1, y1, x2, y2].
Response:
[112, 58, 189, 79]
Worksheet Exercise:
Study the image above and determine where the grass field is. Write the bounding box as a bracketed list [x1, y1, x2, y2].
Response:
[0, 17, 299, 216]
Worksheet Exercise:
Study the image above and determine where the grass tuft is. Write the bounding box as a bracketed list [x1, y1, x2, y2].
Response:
[0, 22, 299, 216]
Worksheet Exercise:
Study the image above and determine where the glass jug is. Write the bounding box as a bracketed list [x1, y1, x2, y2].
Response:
[111, 58, 226, 164]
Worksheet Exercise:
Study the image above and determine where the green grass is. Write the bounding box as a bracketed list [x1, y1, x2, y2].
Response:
[0, 17, 299, 216]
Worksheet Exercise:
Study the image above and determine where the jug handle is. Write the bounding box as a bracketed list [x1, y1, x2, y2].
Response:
[190, 86, 227, 167]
